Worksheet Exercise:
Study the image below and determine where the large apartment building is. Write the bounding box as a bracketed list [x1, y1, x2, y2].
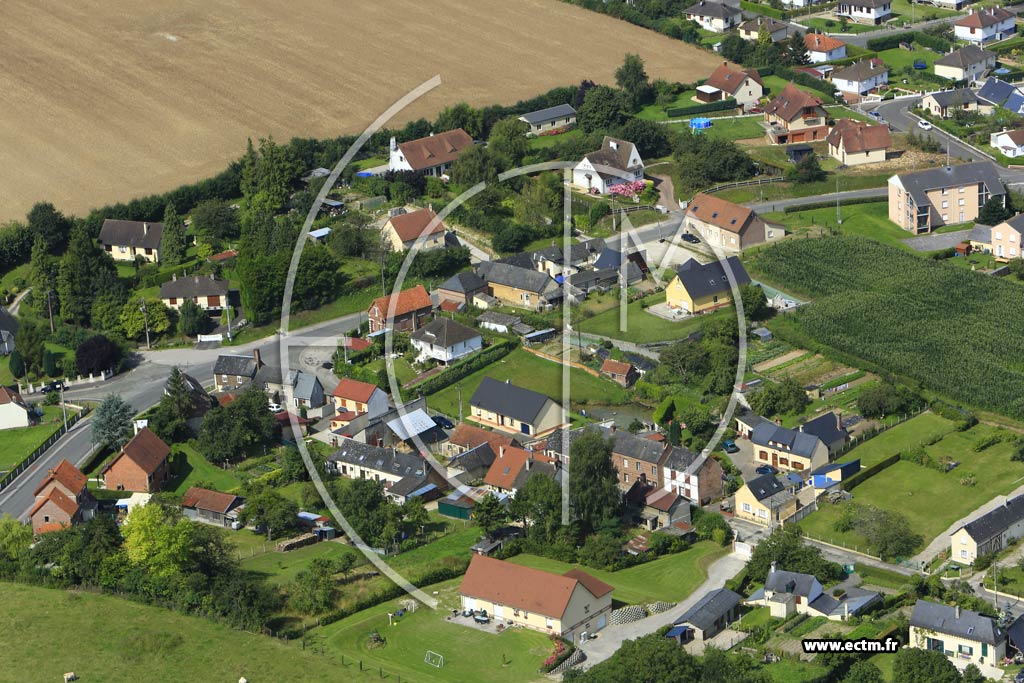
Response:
[888, 162, 1006, 234]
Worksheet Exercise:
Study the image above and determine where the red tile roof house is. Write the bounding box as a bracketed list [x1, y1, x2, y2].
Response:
[330, 378, 391, 429]
[763, 83, 829, 145]
[600, 358, 639, 388]
[181, 486, 245, 527]
[102, 427, 172, 493]
[444, 423, 522, 458]
[458, 555, 614, 643]
[30, 459, 96, 535]
[366, 284, 433, 334]
[388, 128, 474, 177]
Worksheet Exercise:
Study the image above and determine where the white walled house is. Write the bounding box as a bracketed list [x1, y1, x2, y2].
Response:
[684, 0, 742, 32]
[409, 317, 482, 365]
[909, 601, 1005, 669]
[388, 128, 474, 177]
[934, 45, 997, 82]
[991, 129, 1024, 159]
[739, 17, 788, 42]
[804, 33, 847, 64]
[704, 63, 765, 108]
[836, 0, 891, 24]
[573, 137, 644, 195]
[955, 7, 1017, 44]
[0, 387, 34, 430]
[831, 59, 888, 100]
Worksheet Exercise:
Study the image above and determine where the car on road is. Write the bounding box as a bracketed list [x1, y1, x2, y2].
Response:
[268, 403, 283, 414]
[40, 381, 64, 394]
[682, 233, 700, 244]
[722, 440, 739, 454]
[917, 120, 933, 131]
[755, 465, 778, 475]
[868, 110, 882, 119]
[432, 415, 455, 430]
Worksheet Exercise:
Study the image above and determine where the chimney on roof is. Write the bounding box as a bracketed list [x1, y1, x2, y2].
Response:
[770, 561, 777, 574]
[390, 136, 398, 152]
[499, 446, 505, 459]
[253, 348, 262, 367]
[194, 275, 200, 283]
[956, 605, 961, 619]
[143, 222, 149, 235]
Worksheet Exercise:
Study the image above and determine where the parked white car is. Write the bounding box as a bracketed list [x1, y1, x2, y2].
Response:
[917, 120, 933, 131]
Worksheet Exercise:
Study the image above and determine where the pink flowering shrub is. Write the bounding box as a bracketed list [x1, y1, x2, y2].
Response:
[607, 180, 647, 198]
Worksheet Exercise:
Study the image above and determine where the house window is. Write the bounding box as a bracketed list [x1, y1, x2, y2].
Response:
[758, 509, 768, 519]
[941, 201, 948, 209]
[958, 198, 965, 206]
[636, 462, 641, 472]
[961, 549, 969, 558]
[960, 536, 967, 545]
[624, 474, 630, 483]
[742, 502, 752, 513]
[622, 459, 629, 470]
[546, 618, 554, 629]
[958, 644, 973, 656]
[959, 186, 965, 193]
[941, 188, 948, 196]
[652, 466, 657, 476]
[119, 245, 128, 253]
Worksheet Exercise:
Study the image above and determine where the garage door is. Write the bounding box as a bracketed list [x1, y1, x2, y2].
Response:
[463, 598, 475, 611]
[596, 614, 607, 630]
[494, 605, 504, 620]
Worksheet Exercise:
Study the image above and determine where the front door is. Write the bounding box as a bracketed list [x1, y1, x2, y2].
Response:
[494, 605, 504, 620]
[772, 453, 778, 468]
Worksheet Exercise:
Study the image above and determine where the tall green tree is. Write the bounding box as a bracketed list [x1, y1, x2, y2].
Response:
[578, 86, 630, 133]
[91, 393, 135, 450]
[473, 493, 507, 539]
[787, 31, 810, 66]
[979, 195, 1012, 225]
[190, 199, 240, 240]
[0, 514, 33, 562]
[177, 299, 209, 337]
[487, 117, 529, 165]
[149, 367, 194, 442]
[746, 525, 842, 583]
[843, 660, 885, 683]
[568, 429, 622, 535]
[891, 648, 961, 683]
[510, 471, 562, 540]
[434, 102, 483, 138]
[614, 53, 653, 112]
[27, 202, 72, 252]
[450, 145, 503, 187]
[58, 225, 113, 326]
[290, 557, 337, 614]
[28, 234, 58, 317]
[239, 136, 299, 230]
[197, 385, 277, 463]
[239, 487, 300, 539]
[8, 350, 24, 379]
[120, 298, 172, 341]
[160, 201, 188, 265]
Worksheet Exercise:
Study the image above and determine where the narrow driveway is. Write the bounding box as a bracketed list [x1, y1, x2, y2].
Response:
[577, 551, 746, 669]
[747, 187, 886, 213]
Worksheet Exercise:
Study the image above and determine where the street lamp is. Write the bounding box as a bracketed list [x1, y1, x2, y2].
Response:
[139, 298, 151, 350]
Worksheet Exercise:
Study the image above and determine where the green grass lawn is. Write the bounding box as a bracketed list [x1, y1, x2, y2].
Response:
[0, 261, 30, 296]
[242, 540, 362, 585]
[578, 292, 731, 344]
[425, 347, 629, 417]
[869, 652, 896, 682]
[715, 171, 890, 204]
[665, 115, 766, 143]
[0, 581, 357, 683]
[763, 202, 916, 250]
[856, 564, 914, 590]
[800, 17, 878, 33]
[889, 0, 960, 19]
[826, 105, 875, 123]
[315, 580, 552, 683]
[802, 422, 1024, 554]
[763, 659, 831, 683]
[637, 91, 700, 121]
[353, 156, 386, 171]
[162, 443, 244, 495]
[836, 412, 956, 468]
[527, 128, 582, 149]
[876, 46, 941, 72]
[0, 355, 14, 386]
[508, 541, 730, 605]
[0, 405, 69, 471]
[737, 606, 777, 630]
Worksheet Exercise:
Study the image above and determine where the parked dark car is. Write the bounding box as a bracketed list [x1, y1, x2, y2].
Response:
[40, 381, 64, 394]
[755, 465, 778, 476]
[722, 440, 739, 454]
[682, 233, 701, 244]
[432, 415, 455, 430]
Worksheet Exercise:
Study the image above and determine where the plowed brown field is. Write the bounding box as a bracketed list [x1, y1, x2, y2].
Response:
[0, 0, 723, 220]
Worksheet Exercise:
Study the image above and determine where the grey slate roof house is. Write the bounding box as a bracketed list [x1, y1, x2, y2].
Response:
[446, 442, 497, 483]
[159, 274, 230, 311]
[751, 420, 828, 472]
[799, 412, 848, 456]
[518, 103, 577, 135]
[98, 219, 164, 262]
[670, 256, 750, 313]
[410, 317, 482, 364]
[469, 376, 563, 437]
[934, 45, 996, 82]
[436, 271, 487, 306]
[909, 600, 1006, 667]
[746, 564, 881, 621]
[213, 349, 263, 391]
[476, 261, 564, 311]
[923, 88, 981, 119]
[672, 588, 743, 643]
[0, 307, 18, 355]
[889, 161, 1006, 233]
[950, 494, 1024, 563]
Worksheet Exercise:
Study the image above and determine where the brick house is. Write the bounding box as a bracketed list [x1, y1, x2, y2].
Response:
[600, 359, 638, 388]
[30, 459, 96, 534]
[213, 349, 263, 391]
[103, 427, 172, 493]
[366, 284, 433, 334]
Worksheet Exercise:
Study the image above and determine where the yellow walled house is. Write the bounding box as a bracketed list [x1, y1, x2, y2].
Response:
[666, 256, 750, 314]
[469, 377, 563, 438]
[909, 600, 1005, 668]
[949, 494, 1024, 564]
[991, 214, 1024, 261]
[826, 119, 891, 167]
[734, 474, 797, 526]
[381, 207, 447, 252]
[888, 161, 1006, 234]
[750, 421, 829, 474]
[159, 274, 230, 311]
[476, 262, 562, 312]
[458, 554, 613, 643]
[98, 219, 163, 262]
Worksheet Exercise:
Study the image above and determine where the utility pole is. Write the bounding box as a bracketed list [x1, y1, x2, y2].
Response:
[58, 380, 67, 427]
[224, 299, 233, 341]
[46, 290, 56, 333]
[835, 173, 842, 226]
[457, 383, 463, 424]
[139, 298, 151, 350]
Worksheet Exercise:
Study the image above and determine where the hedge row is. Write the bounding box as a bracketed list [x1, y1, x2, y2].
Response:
[665, 97, 738, 118]
[865, 31, 949, 52]
[740, 0, 789, 19]
[824, 52, 879, 68]
[841, 452, 901, 492]
[411, 338, 518, 395]
[761, 65, 838, 101]
[782, 195, 885, 214]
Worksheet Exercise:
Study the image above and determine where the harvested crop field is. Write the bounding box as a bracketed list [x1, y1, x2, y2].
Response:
[1, 0, 725, 221]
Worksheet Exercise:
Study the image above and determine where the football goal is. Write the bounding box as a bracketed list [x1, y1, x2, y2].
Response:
[424, 650, 445, 668]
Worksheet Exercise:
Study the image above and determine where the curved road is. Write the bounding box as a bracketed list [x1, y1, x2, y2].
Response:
[0, 311, 362, 522]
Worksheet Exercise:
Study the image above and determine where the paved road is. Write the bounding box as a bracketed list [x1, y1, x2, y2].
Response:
[901, 229, 975, 252]
[0, 310, 362, 521]
[577, 551, 747, 669]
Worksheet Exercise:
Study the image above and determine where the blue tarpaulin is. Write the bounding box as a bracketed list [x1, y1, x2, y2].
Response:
[690, 117, 712, 130]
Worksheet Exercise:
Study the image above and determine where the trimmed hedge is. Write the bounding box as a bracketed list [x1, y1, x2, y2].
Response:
[825, 52, 879, 68]
[761, 65, 837, 102]
[866, 31, 950, 52]
[740, 0, 789, 19]
[841, 452, 901, 491]
[782, 195, 885, 213]
[410, 338, 518, 395]
[665, 97, 738, 118]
